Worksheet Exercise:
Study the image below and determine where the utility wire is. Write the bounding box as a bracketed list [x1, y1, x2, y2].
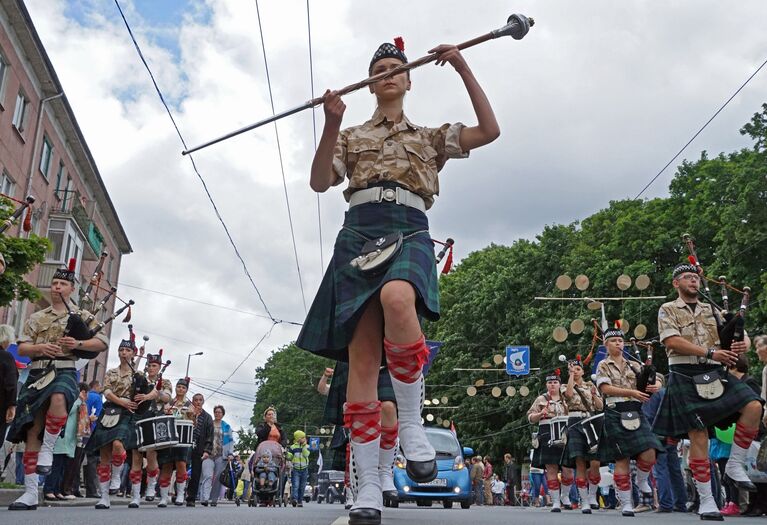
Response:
[114, 0, 276, 321]
[633, 55, 767, 200]
[306, 0, 324, 272]
[253, 0, 308, 314]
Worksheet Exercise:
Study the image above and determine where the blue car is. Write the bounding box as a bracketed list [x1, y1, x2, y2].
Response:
[390, 427, 473, 509]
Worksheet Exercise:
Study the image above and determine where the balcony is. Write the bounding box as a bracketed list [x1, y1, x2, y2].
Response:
[49, 191, 100, 260]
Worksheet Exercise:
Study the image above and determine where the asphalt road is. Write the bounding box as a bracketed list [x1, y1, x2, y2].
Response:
[3, 501, 766, 525]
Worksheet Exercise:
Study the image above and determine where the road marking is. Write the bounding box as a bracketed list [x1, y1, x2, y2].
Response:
[330, 516, 348, 525]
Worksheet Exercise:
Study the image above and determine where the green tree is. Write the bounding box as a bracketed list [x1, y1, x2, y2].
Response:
[0, 197, 51, 306]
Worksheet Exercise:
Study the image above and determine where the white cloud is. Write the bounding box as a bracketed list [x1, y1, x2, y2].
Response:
[23, 0, 767, 427]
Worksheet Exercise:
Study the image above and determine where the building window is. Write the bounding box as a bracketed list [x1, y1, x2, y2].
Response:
[54, 162, 65, 197]
[12, 92, 28, 132]
[45, 218, 83, 271]
[39, 136, 54, 179]
[0, 53, 8, 108]
[0, 170, 14, 197]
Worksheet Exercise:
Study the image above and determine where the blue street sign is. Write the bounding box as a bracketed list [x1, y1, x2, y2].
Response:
[506, 346, 530, 376]
[308, 436, 320, 452]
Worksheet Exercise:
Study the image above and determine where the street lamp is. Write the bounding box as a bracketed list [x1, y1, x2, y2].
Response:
[186, 351, 203, 377]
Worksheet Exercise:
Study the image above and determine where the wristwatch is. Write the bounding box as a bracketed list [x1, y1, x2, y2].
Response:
[698, 348, 714, 363]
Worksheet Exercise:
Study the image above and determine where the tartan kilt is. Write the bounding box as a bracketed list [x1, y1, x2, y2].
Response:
[327, 426, 349, 471]
[652, 364, 762, 438]
[531, 422, 566, 468]
[560, 415, 599, 467]
[297, 197, 440, 362]
[323, 361, 396, 425]
[7, 367, 78, 443]
[158, 445, 191, 466]
[86, 404, 138, 452]
[599, 401, 662, 463]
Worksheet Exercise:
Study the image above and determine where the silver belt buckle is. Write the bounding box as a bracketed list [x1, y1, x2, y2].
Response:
[381, 188, 396, 203]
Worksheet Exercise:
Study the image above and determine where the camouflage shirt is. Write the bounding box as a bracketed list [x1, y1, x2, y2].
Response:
[18, 305, 108, 360]
[527, 393, 568, 422]
[658, 298, 723, 357]
[167, 397, 194, 421]
[332, 109, 468, 210]
[146, 376, 173, 412]
[561, 381, 600, 413]
[103, 366, 137, 400]
[596, 355, 642, 392]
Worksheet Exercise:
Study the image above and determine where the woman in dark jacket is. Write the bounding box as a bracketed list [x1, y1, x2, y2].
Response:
[255, 407, 287, 447]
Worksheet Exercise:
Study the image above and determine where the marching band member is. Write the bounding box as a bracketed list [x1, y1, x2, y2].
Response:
[527, 370, 571, 512]
[654, 263, 763, 520]
[561, 356, 603, 513]
[596, 325, 663, 517]
[7, 263, 108, 511]
[86, 338, 141, 509]
[298, 34, 499, 525]
[158, 377, 193, 508]
[128, 352, 171, 508]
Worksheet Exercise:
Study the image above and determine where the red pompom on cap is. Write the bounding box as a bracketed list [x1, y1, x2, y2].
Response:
[687, 255, 697, 266]
[394, 36, 405, 52]
[68, 257, 77, 272]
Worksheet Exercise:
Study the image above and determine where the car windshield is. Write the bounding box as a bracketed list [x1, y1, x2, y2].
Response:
[426, 430, 461, 457]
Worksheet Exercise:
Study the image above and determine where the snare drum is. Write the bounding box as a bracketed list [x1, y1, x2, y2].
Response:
[174, 420, 194, 448]
[136, 415, 179, 452]
[549, 416, 569, 447]
[580, 413, 604, 453]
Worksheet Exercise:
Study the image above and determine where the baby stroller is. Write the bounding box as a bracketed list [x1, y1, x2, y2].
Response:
[248, 440, 285, 507]
[220, 453, 244, 506]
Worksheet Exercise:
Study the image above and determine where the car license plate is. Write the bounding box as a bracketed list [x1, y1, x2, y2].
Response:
[419, 478, 447, 487]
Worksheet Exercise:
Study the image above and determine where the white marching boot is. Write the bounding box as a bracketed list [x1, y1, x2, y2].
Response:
[109, 464, 122, 493]
[145, 473, 158, 501]
[36, 430, 59, 475]
[96, 480, 111, 509]
[175, 481, 186, 506]
[379, 442, 398, 504]
[129, 482, 141, 508]
[725, 442, 757, 492]
[560, 484, 572, 508]
[8, 473, 39, 510]
[579, 486, 591, 514]
[158, 485, 170, 508]
[618, 488, 634, 517]
[349, 437, 382, 525]
[588, 482, 600, 509]
[694, 478, 722, 520]
[550, 488, 561, 512]
[389, 375, 436, 483]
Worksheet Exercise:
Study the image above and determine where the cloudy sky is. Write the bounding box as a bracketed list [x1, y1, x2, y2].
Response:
[24, 0, 767, 428]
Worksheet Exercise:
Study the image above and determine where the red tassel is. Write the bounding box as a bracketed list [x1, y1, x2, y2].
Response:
[159, 348, 163, 358]
[687, 255, 697, 266]
[555, 368, 561, 376]
[68, 258, 77, 272]
[576, 354, 582, 361]
[122, 306, 132, 323]
[441, 246, 453, 274]
[615, 320, 621, 329]
[394, 36, 405, 51]
[23, 206, 32, 232]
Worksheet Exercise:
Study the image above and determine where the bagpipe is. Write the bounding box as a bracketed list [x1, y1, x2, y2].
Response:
[631, 338, 657, 393]
[0, 194, 34, 235]
[59, 256, 135, 359]
[682, 234, 751, 351]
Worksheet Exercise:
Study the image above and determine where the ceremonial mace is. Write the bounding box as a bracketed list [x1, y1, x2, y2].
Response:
[182, 14, 534, 156]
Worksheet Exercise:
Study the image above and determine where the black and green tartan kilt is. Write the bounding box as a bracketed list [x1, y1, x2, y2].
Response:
[323, 361, 396, 426]
[7, 367, 78, 443]
[560, 415, 600, 467]
[327, 426, 350, 472]
[296, 195, 440, 362]
[158, 445, 191, 466]
[599, 401, 662, 463]
[86, 405, 138, 452]
[652, 364, 762, 438]
[531, 423, 566, 468]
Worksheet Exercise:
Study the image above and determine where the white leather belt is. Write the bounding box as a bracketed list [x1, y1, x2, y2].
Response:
[30, 360, 76, 370]
[668, 355, 717, 366]
[567, 411, 587, 418]
[348, 186, 426, 213]
[605, 396, 631, 404]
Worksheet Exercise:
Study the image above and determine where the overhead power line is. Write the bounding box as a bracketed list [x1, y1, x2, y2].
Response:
[114, 0, 276, 322]
[306, 0, 324, 272]
[633, 55, 767, 200]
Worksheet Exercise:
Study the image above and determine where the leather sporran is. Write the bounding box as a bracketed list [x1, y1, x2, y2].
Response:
[693, 371, 724, 400]
[531, 431, 540, 449]
[28, 368, 56, 390]
[349, 232, 403, 275]
[619, 411, 641, 431]
[100, 405, 123, 429]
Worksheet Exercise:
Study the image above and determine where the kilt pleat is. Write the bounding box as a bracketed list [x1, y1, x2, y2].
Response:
[599, 401, 662, 463]
[297, 196, 439, 362]
[532, 424, 566, 468]
[7, 368, 78, 443]
[323, 362, 396, 425]
[86, 405, 138, 451]
[652, 364, 763, 438]
[158, 445, 191, 465]
[561, 415, 599, 467]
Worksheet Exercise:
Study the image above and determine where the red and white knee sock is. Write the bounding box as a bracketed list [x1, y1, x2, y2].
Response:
[379, 423, 399, 492]
[97, 464, 112, 507]
[588, 471, 601, 506]
[12, 451, 40, 506]
[726, 422, 759, 484]
[344, 401, 382, 511]
[146, 468, 159, 498]
[129, 470, 142, 505]
[175, 469, 187, 504]
[39, 414, 68, 468]
[560, 474, 573, 505]
[384, 336, 435, 463]
[158, 476, 172, 506]
[614, 473, 633, 514]
[690, 458, 718, 514]
[110, 452, 126, 490]
[547, 478, 561, 509]
[576, 478, 589, 510]
[635, 458, 655, 494]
